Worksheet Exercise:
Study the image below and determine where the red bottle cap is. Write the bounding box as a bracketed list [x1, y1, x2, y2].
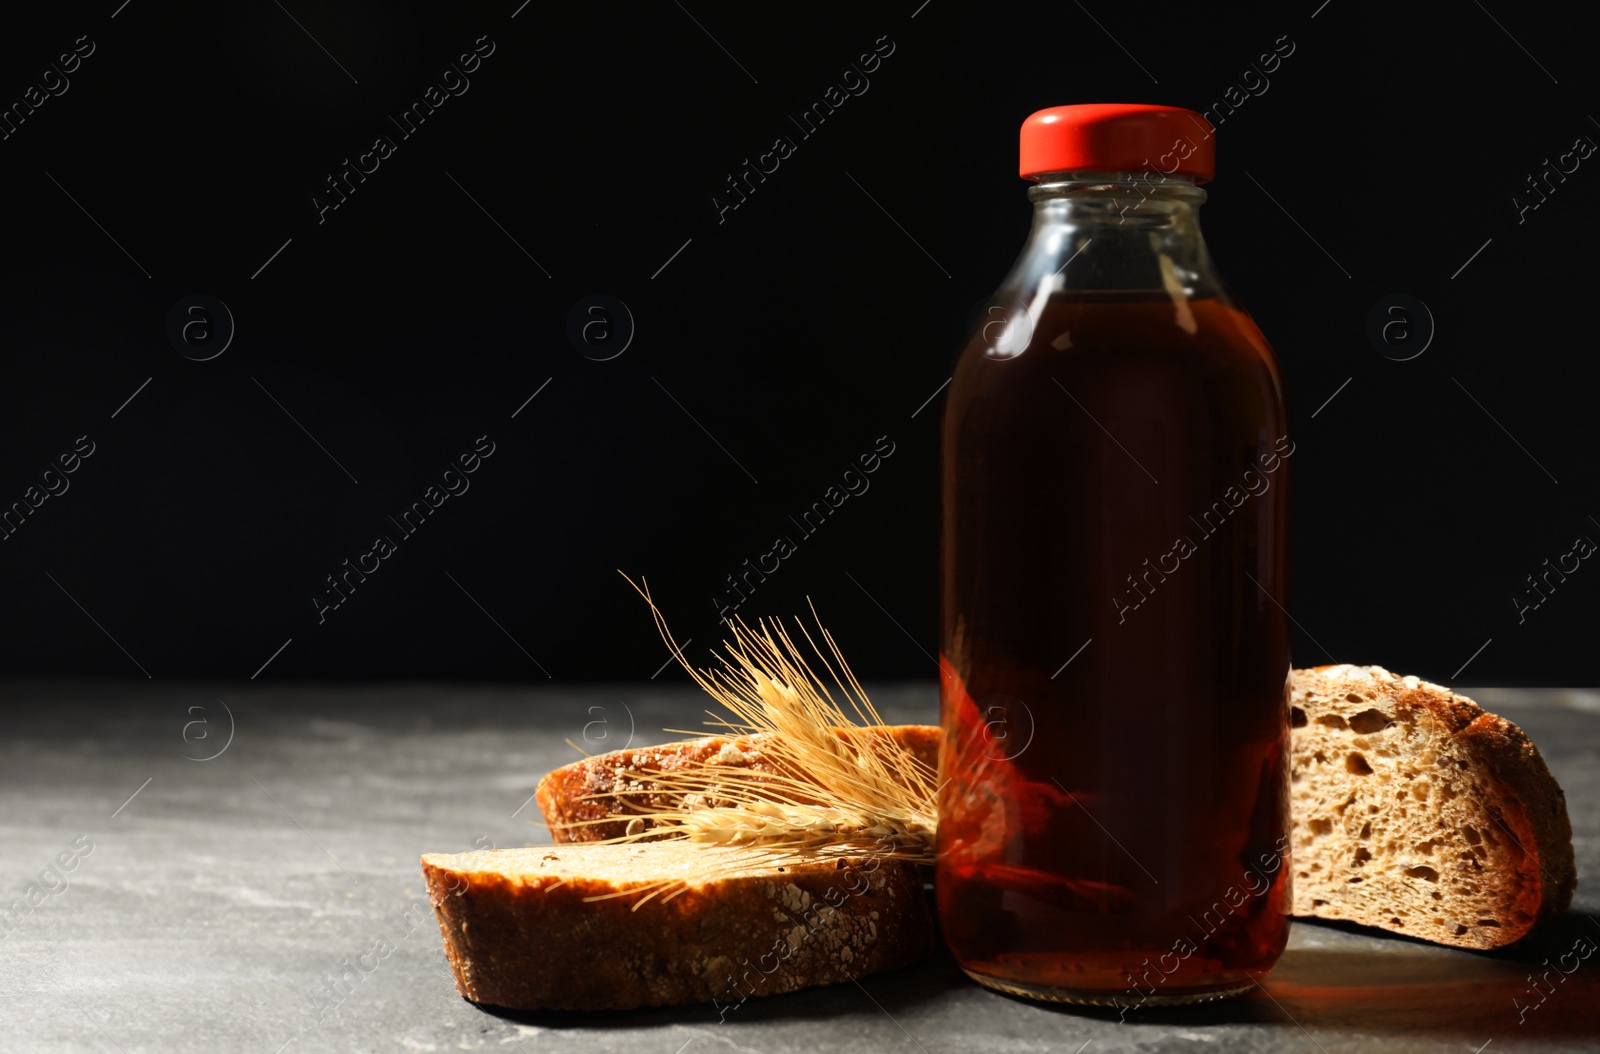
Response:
[1019, 104, 1216, 183]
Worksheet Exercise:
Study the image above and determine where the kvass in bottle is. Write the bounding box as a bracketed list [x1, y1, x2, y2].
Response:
[938, 104, 1292, 1006]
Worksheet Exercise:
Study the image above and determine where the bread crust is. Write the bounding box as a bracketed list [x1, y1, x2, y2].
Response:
[535, 725, 941, 843]
[1456, 711, 1577, 921]
[1289, 665, 1575, 949]
[422, 845, 934, 1011]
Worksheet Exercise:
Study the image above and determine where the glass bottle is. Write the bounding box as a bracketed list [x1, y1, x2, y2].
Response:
[937, 104, 1292, 1007]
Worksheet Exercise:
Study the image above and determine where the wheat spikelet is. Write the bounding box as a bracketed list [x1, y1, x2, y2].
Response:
[594, 574, 939, 885]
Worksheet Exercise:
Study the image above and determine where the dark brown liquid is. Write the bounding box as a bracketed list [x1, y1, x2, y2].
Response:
[938, 292, 1292, 1005]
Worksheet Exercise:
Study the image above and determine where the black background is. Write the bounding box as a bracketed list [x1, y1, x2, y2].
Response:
[1, 1, 1596, 687]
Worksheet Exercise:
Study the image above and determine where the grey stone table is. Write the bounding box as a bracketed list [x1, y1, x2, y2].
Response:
[2, 680, 1596, 1053]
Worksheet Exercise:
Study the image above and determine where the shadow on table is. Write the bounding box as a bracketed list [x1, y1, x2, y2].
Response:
[1049, 910, 1600, 1041]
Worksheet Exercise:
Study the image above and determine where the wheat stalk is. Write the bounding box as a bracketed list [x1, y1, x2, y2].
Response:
[590, 575, 939, 883]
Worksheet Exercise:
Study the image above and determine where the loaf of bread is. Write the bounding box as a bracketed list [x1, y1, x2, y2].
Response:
[1288, 664, 1575, 948]
[421, 843, 934, 1011]
[536, 725, 941, 843]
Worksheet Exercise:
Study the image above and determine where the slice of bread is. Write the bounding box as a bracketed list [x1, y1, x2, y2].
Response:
[536, 725, 941, 843]
[1289, 664, 1575, 949]
[421, 843, 934, 1011]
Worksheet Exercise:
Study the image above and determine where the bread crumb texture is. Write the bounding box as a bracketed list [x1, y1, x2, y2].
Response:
[1289, 664, 1574, 949]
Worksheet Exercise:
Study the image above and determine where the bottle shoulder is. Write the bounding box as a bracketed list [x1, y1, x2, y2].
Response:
[948, 292, 1286, 428]
[957, 293, 1277, 371]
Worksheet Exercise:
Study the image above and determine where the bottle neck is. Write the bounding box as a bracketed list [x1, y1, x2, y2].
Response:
[997, 170, 1226, 305]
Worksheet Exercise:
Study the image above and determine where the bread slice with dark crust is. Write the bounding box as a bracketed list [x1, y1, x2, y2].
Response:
[1289, 664, 1575, 949]
[421, 843, 934, 1011]
[536, 725, 941, 843]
